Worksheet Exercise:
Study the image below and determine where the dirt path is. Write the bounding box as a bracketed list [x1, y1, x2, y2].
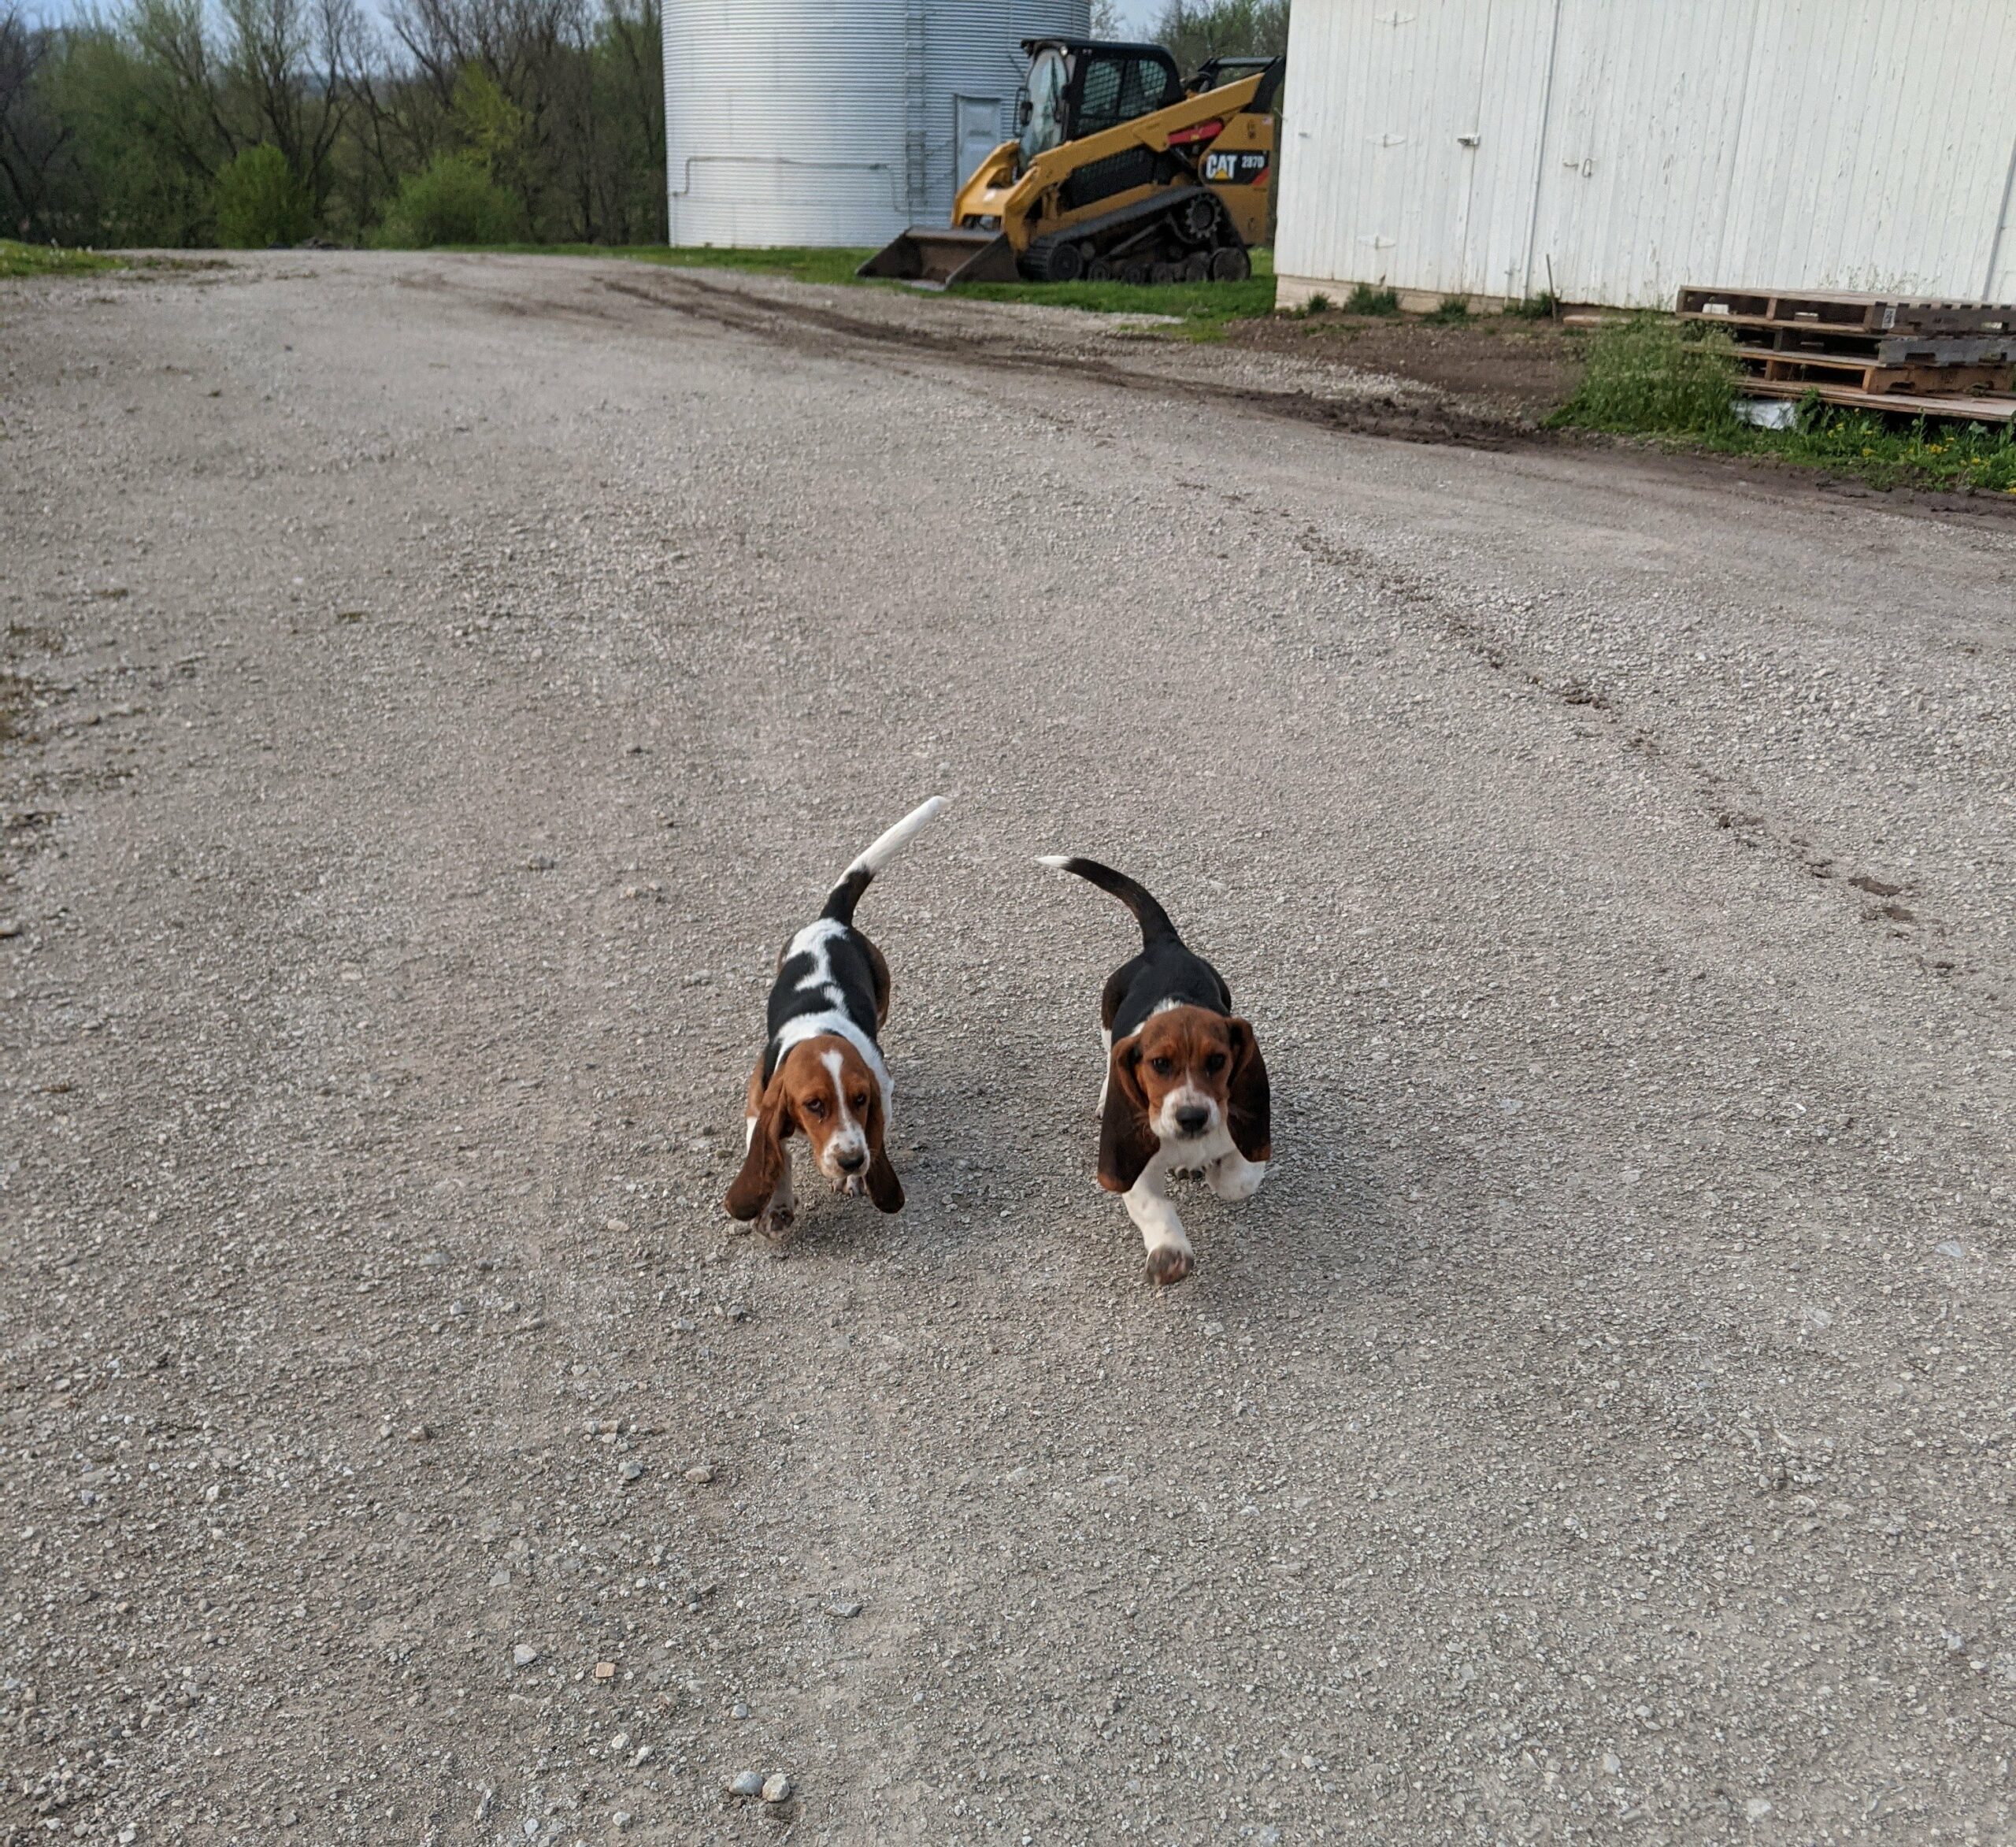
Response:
[3, 251, 2014, 1846]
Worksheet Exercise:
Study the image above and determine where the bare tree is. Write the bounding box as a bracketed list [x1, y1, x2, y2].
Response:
[0, 6, 71, 235]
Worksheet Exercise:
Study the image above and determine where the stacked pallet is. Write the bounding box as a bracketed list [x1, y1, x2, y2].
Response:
[1676, 286, 2016, 422]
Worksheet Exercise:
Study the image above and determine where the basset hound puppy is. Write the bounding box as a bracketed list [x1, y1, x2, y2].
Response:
[724, 797, 946, 1237]
[1039, 855, 1270, 1284]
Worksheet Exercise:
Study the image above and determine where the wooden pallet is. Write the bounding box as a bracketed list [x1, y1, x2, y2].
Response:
[1730, 346, 2015, 395]
[1687, 314, 2016, 367]
[1740, 379, 2016, 422]
[1678, 284, 2015, 336]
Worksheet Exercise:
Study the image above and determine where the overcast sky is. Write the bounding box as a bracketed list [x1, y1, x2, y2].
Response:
[1108, 1, 1166, 35]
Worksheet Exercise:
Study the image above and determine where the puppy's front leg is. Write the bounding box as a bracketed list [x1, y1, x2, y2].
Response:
[1209, 1150, 1268, 1202]
[743, 1115, 796, 1237]
[1122, 1155, 1191, 1285]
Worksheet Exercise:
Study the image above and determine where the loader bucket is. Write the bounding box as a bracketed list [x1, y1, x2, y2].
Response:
[858, 227, 1019, 287]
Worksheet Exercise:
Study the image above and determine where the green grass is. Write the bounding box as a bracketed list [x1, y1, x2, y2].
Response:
[0, 239, 121, 279]
[1554, 313, 2016, 493]
[941, 247, 1274, 333]
[1727, 406, 2016, 494]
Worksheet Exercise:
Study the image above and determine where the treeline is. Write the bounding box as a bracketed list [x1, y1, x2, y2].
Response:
[0, 0, 663, 247]
[1147, 1, 1289, 72]
[1, 0, 1284, 251]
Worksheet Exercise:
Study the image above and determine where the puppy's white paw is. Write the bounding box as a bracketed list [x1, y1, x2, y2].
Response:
[1209, 1155, 1267, 1202]
[1144, 1241, 1193, 1285]
[754, 1202, 795, 1240]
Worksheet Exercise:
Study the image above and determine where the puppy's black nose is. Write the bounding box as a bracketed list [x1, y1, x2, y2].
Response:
[836, 1150, 865, 1174]
[1173, 1105, 1210, 1137]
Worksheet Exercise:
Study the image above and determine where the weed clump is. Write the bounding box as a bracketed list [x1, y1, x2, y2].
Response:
[1771, 402, 2016, 492]
[1343, 283, 1399, 316]
[1425, 295, 1471, 324]
[1556, 319, 2016, 491]
[1554, 314, 1742, 434]
[1299, 291, 1331, 316]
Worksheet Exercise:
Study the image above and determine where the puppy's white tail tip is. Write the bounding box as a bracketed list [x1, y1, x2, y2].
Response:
[1035, 854, 1072, 870]
[847, 795, 948, 876]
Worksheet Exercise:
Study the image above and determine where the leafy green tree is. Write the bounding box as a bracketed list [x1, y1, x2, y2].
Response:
[1, 0, 665, 247]
[450, 62, 519, 174]
[213, 139, 311, 243]
[1155, 0, 1289, 71]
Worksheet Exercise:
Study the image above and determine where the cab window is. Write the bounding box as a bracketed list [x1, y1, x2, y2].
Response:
[1074, 54, 1177, 139]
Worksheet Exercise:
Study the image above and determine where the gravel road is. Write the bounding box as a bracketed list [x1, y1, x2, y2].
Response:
[3, 251, 2014, 1846]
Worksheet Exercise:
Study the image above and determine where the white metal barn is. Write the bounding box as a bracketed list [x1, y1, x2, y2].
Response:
[664, 1, 1088, 248]
[1273, 0, 2016, 311]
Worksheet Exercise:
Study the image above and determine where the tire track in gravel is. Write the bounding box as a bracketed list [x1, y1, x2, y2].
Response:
[1272, 515, 1991, 1003]
[598, 273, 1521, 452]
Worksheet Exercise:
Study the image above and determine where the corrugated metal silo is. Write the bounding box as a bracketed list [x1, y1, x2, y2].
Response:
[665, 0, 1090, 249]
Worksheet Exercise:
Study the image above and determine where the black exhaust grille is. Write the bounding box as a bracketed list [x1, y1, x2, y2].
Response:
[1059, 147, 1158, 213]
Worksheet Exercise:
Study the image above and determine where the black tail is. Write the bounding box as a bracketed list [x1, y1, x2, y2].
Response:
[821, 866, 873, 925]
[1038, 855, 1181, 948]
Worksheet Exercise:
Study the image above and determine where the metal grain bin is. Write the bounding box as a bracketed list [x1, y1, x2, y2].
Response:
[665, 0, 1089, 249]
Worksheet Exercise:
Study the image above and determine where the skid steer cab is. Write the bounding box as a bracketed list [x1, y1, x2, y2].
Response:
[860, 38, 1283, 288]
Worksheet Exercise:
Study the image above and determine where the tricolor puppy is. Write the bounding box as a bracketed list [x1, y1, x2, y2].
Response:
[724, 797, 947, 1237]
[1039, 855, 1270, 1285]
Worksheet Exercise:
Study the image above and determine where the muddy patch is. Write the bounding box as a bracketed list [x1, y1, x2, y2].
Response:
[1233, 311, 1592, 421]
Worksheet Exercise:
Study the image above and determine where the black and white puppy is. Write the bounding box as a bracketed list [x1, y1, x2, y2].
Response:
[1038, 855, 1270, 1283]
[725, 797, 946, 1237]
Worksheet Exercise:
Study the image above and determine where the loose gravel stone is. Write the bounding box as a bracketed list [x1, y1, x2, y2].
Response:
[728, 1771, 765, 1799]
[511, 1645, 538, 1667]
[761, 1774, 792, 1804]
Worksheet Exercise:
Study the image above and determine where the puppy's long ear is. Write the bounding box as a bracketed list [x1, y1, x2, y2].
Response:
[1098, 1033, 1158, 1194]
[724, 1074, 792, 1220]
[862, 1083, 903, 1214]
[1224, 1017, 1272, 1163]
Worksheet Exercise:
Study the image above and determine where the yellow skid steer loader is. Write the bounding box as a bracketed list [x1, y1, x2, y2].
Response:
[862, 39, 1283, 287]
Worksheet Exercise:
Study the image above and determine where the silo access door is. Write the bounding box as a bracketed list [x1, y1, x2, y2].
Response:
[954, 95, 1005, 198]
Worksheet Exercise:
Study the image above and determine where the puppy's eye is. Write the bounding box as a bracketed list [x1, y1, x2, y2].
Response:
[850, 1093, 868, 1111]
[1204, 1052, 1227, 1074]
[1150, 1056, 1174, 1076]
[804, 1097, 825, 1116]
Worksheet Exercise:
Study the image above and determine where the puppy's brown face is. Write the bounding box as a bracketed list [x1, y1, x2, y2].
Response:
[726, 1034, 905, 1222]
[1125, 1005, 1244, 1142]
[773, 1037, 879, 1184]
